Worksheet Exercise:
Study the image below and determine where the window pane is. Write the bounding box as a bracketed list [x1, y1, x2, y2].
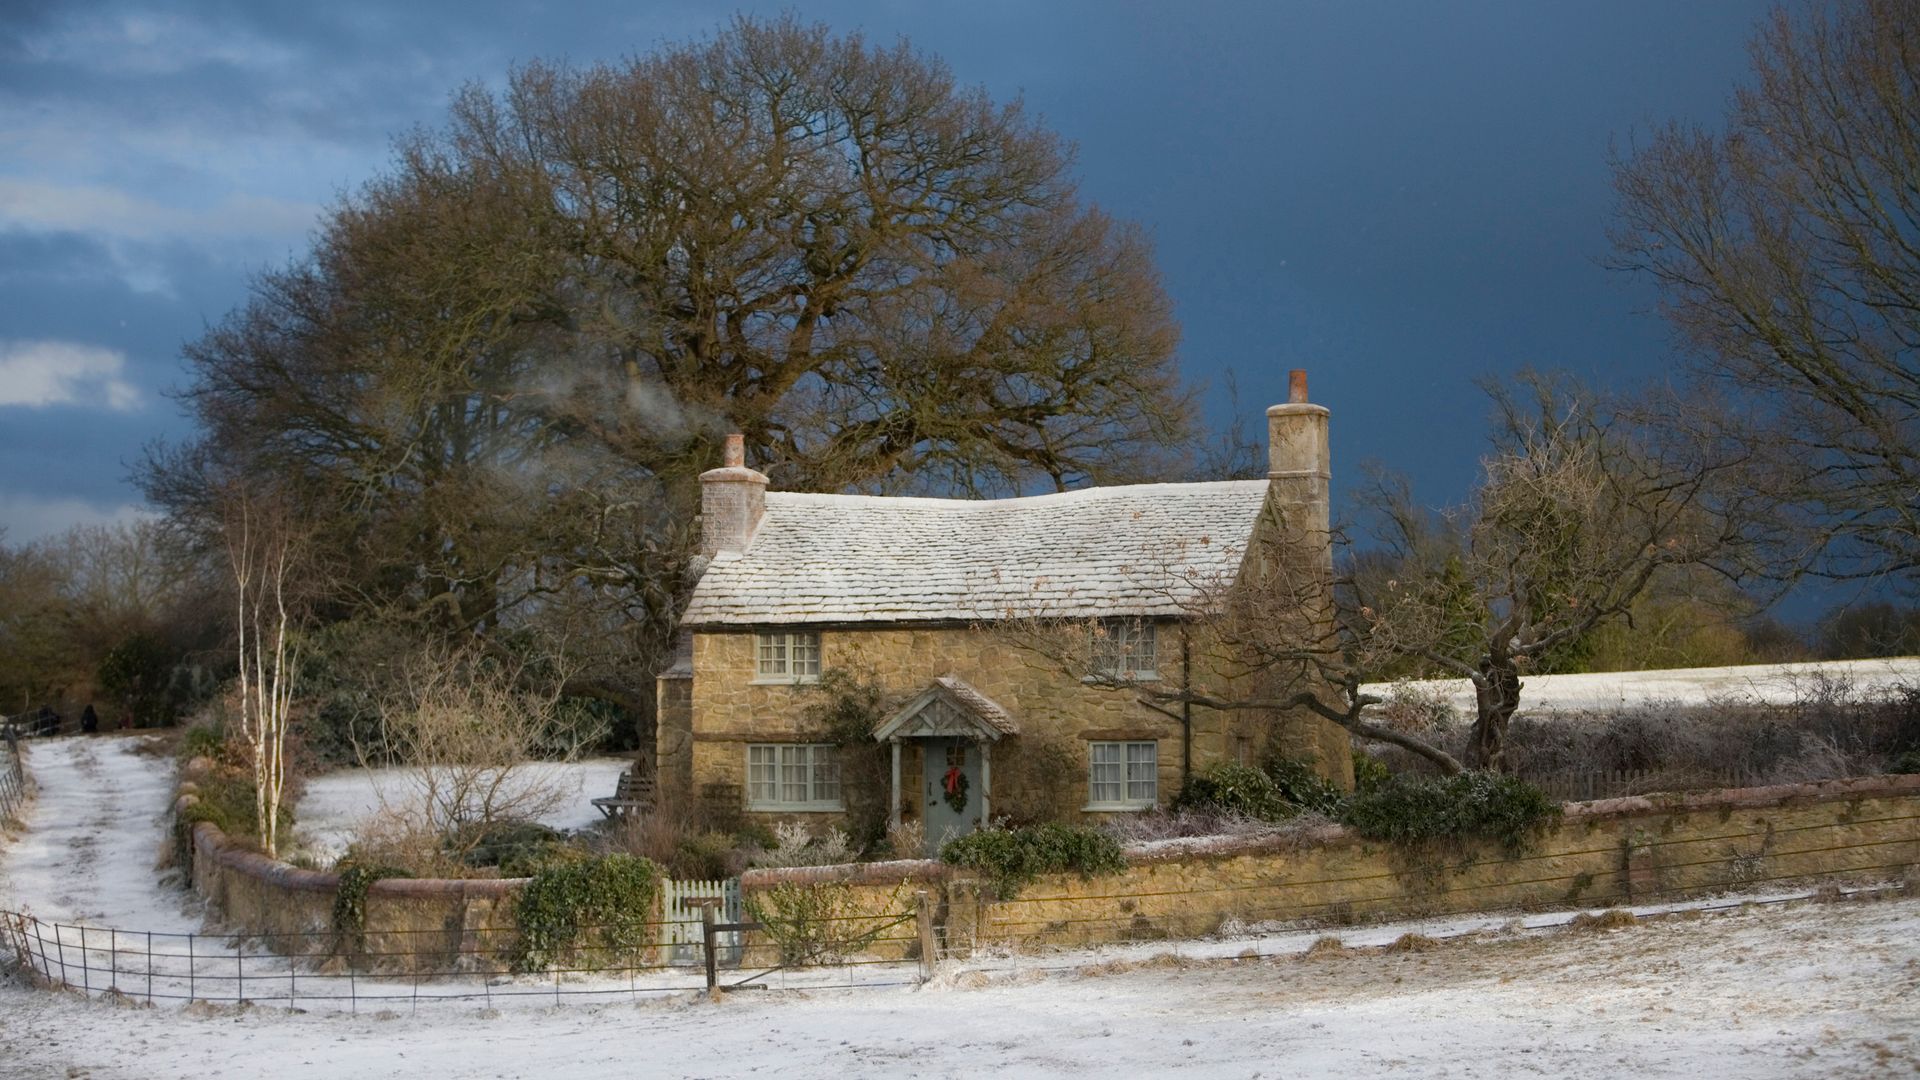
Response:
[793, 633, 820, 677]
[757, 633, 787, 676]
[1090, 743, 1124, 803]
[1130, 624, 1157, 674]
[811, 746, 840, 802]
[780, 745, 807, 803]
[748, 746, 776, 803]
[1127, 742, 1158, 802]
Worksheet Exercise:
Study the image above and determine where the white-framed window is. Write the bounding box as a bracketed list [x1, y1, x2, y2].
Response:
[1090, 619, 1158, 681]
[746, 743, 842, 811]
[1087, 740, 1158, 810]
[754, 631, 821, 683]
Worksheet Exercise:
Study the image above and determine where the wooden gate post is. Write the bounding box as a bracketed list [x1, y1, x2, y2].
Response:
[915, 890, 938, 982]
[701, 904, 719, 995]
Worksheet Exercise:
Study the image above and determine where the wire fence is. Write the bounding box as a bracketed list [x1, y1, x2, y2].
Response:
[0, 904, 929, 1011]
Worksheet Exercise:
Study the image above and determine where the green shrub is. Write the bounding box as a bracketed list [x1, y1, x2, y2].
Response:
[1891, 748, 1920, 775]
[1340, 772, 1561, 855]
[1350, 751, 1392, 794]
[1263, 756, 1349, 816]
[941, 823, 1126, 899]
[1172, 764, 1294, 821]
[457, 821, 568, 876]
[512, 853, 663, 972]
[179, 725, 226, 762]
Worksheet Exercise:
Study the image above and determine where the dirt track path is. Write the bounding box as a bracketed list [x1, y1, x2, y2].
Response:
[0, 734, 203, 931]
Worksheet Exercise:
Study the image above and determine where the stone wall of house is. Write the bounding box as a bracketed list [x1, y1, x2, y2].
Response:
[682, 622, 1349, 828]
[742, 774, 1920, 955]
[656, 670, 695, 806]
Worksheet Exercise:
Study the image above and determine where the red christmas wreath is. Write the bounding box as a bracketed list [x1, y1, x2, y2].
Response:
[942, 765, 969, 813]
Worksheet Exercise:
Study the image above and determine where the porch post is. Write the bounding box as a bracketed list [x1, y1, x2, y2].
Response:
[890, 738, 902, 830]
[979, 740, 991, 827]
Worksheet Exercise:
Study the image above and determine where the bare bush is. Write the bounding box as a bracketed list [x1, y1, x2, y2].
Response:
[885, 819, 926, 860]
[750, 822, 856, 869]
[599, 805, 750, 880]
[362, 644, 607, 858]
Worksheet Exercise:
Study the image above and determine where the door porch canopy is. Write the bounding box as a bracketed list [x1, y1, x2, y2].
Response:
[872, 675, 1019, 829]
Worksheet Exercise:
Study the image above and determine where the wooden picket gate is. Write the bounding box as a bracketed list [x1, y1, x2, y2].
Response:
[660, 877, 742, 967]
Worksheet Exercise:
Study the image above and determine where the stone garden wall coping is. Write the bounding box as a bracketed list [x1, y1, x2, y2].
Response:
[182, 800, 532, 901]
[742, 772, 1920, 887]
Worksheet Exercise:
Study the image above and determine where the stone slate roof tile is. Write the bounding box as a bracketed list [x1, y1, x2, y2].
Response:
[682, 479, 1268, 626]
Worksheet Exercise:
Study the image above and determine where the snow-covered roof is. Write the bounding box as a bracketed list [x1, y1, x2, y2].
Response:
[681, 479, 1269, 627]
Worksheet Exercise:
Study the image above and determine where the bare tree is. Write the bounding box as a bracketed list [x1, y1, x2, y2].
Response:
[222, 490, 310, 857]
[1611, 0, 1920, 584]
[143, 14, 1194, 746]
[1002, 376, 1768, 776]
[1350, 376, 1767, 770]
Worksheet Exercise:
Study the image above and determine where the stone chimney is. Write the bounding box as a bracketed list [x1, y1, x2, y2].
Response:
[1266, 370, 1331, 552]
[699, 433, 768, 557]
[1263, 370, 1350, 787]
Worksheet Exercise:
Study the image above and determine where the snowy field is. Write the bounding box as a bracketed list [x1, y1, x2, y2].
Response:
[1366, 656, 1920, 717]
[1, 889, 1916, 1077]
[292, 757, 632, 865]
[3, 734, 1918, 1077]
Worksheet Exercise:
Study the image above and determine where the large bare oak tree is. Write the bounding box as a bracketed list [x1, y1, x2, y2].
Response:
[145, 16, 1193, 742]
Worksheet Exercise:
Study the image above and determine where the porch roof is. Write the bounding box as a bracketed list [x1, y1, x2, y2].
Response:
[871, 675, 1019, 743]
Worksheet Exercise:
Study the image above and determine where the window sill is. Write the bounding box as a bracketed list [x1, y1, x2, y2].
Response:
[1082, 802, 1156, 813]
[746, 802, 845, 814]
[749, 676, 821, 686]
[1080, 673, 1161, 685]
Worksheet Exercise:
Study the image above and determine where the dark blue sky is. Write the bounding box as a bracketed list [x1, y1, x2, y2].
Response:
[0, 1, 1779, 545]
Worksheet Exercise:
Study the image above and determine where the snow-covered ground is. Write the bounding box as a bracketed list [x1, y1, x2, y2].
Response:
[1, 892, 1916, 1077]
[4, 734, 1918, 1076]
[292, 758, 631, 865]
[0, 735, 207, 932]
[1366, 656, 1920, 717]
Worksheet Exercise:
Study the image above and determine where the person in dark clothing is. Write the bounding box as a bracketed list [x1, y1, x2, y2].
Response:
[34, 705, 59, 736]
[80, 704, 99, 734]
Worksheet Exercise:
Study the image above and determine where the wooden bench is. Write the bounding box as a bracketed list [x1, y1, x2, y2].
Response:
[592, 770, 656, 819]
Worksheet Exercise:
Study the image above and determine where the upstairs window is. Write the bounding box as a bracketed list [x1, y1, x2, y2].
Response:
[1088, 740, 1158, 810]
[755, 631, 821, 683]
[1090, 619, 1158, 681]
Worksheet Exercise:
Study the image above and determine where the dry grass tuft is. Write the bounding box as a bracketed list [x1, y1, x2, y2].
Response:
[1078, 953, 1185, 978]
[1385, 932, 1441, 953]
[1568, 909, 1638, 931]
[1303, 935, 1348, 958]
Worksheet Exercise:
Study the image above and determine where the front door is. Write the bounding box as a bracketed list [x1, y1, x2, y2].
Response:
[920, 737, 983, 855]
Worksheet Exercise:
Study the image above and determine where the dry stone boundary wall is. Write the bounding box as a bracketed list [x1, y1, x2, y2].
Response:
[744, 774, 1920, 957]
[179, 796, 526, 975]
[173, 775, 1920, 970]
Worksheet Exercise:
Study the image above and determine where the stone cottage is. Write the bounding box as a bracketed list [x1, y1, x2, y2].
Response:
[655, 371, 1350, 852]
